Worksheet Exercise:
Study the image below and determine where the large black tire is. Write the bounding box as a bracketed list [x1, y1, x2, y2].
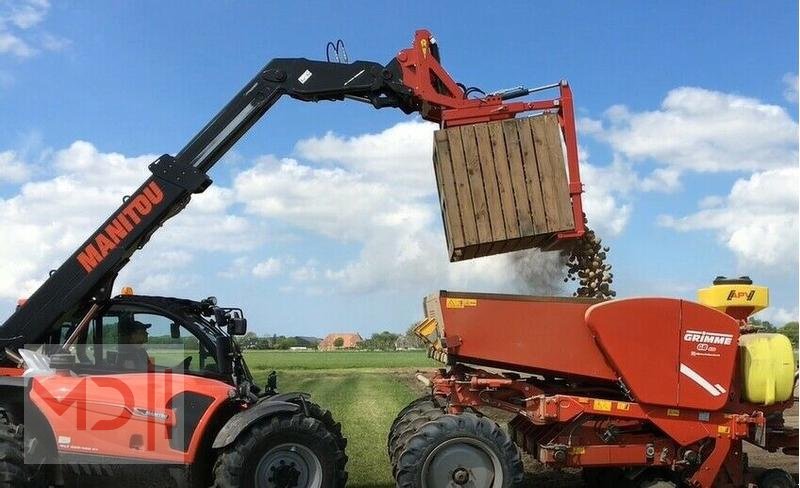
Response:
[388, 395, 435, 442]
[211, 413, 347, 488]
[758, 468, 795, 488]
[388, 401, 444, 457]
[395, 413, 524, 488]
[389, 406, 445, 473]
[0, 411, 45, 488]
[287, 399, 347, 452]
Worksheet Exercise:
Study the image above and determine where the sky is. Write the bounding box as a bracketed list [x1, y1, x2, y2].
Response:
[0, 1, 797, 337]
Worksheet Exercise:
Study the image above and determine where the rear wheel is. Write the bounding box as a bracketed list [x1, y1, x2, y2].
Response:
[395, 413, 523, 488]
[211, 413, 347, 488]
[758, 468, 795, 488]
[388, 395, 435, 440]
[389, 406, 445, 474]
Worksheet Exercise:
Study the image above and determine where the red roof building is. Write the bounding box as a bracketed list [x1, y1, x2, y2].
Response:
[318, 332, 363, 351]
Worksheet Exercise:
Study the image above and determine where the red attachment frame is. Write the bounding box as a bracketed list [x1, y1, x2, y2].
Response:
[429, 367, 772, 488]
[396, 29, 585, 242]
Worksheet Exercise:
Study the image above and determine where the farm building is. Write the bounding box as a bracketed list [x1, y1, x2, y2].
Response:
[319, 332, 363, 351]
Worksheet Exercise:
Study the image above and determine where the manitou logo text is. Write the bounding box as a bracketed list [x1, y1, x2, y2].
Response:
[683, 329, 733, 346]
[76, 181, 164, 273]
[726, 290, 756, 301]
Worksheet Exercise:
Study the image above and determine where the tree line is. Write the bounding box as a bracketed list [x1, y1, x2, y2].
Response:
[234, 326, 425, 351]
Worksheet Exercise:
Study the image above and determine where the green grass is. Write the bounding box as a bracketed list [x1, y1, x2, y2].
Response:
[243, 349, 437, 371]
[244, 351, 436, 487]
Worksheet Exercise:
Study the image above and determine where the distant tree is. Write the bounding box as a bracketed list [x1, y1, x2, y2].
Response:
[236, 332, 260, 350]
[779, 321, 798, 347]
[357, 339, 375, 350]
[370, 331, 399, 351]
[333, 337, 344, 348]
[748, 318, 776, 332]
[402, 324, 426, 349]
[275, 337, 298, 350]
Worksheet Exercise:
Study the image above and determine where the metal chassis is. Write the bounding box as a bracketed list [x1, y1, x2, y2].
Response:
[430, 366, 797, 488]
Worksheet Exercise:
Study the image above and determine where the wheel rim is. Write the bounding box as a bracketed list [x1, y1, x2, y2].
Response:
[421, 436, 503, 488]
[255, 442, 323, 488]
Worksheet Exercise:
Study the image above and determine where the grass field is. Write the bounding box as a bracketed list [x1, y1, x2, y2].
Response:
[245, 350, 436, 487]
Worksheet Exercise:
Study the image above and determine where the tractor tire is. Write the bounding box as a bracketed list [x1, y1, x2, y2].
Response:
[389, 396, 434, 430]
[288, 398, 347, 452]
[395, 413, 524, 488]
[211, 412, 347, 488]
[388, 403, 444, 461]
[758, 468, 795, 488]
[389, 407, 445, 473]
[0, 411, 45, 488]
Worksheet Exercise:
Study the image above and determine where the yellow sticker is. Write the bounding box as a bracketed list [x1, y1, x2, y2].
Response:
[593, 399, 612, 412]
[717, 425, 730, 435]
[571, 447, 586, 454]
[445, 298, 478, 309]
[616, 402, 630, 411]
[667, 409, 680, 417]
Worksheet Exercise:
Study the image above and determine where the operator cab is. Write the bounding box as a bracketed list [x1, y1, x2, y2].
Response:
[63, 290, 252, 387]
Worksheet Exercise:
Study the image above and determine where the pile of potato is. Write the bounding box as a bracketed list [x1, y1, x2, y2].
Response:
[565, 220, 615, 299]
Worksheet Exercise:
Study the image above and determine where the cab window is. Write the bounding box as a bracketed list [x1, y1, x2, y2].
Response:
[85, 307, 218, 374]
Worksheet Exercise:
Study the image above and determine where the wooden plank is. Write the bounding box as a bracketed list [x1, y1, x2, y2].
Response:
[529, 115, 562, 232]
[446, 128, 479, 258]
[432, 130, 463, 258]
[459, 125, 493, 254]
[538, 113, 575, 231]
[516, 117, 548, 235]
[473, 123, 509, 255]
[487, 122, 520, 241]
[500, 119, 534, 238]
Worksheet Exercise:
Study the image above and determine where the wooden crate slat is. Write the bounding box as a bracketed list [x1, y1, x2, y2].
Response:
[487, 121, 521, 241]
[500, 119, 535, 237]
[433, 130, 464, 256]
[459, 125, 493, 254]
[446, 128, 480, 259]
[537, 113, 575, 231]
[473, 123, 509, 255]
[516, 117, 548, 235]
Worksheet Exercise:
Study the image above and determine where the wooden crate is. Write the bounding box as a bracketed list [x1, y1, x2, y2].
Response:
[433, 113, 574, 261]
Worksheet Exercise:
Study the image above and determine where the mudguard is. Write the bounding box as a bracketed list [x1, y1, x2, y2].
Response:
[211, 399, 300, 449]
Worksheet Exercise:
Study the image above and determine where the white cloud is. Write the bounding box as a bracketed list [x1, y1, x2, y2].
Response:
[0, 141, 255, 299]
[0, 0, 67, 59]
[252, 258, 282, 278]
[783, 73, 798, 104]
[294, 120, 439, 197]
[0, 150, 30, 182]
[2, 0, 49, 29]
[586, 87, 798, 174]
[755, 306, 799, 326]
[0, 30, 34, 57]
[576, 148, 634, 236]
[660, 166, 799, 267]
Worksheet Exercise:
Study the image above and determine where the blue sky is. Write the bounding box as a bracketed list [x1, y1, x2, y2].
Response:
[0, 1, 797, 337]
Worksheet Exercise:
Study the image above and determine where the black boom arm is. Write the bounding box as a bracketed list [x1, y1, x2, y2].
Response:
[0, 56, 414, 350]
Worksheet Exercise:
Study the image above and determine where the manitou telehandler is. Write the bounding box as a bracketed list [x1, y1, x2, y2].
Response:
[0, 30, 587, 487]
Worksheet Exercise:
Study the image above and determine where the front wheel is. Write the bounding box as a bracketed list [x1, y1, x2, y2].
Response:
[211, 413, 347, 488]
